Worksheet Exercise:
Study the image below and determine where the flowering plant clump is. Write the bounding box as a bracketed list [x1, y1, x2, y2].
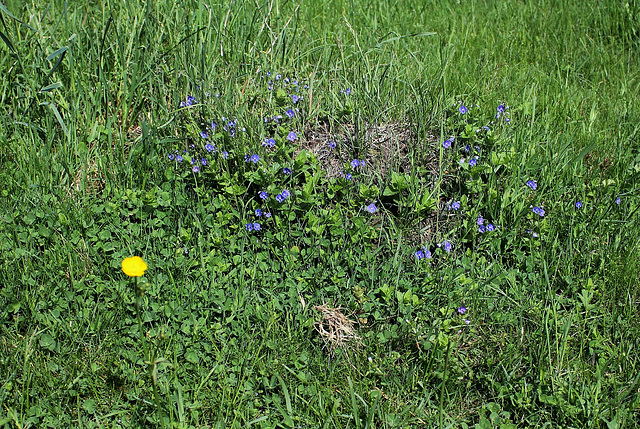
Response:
[122, 256, 148, 277]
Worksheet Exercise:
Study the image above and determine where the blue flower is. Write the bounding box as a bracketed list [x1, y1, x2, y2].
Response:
[191, 157, 196, 165]
[345, 173, 352, 180]
[443, 138, 453, 149]
[532, 206, 545, 217]
[205, 144, 215, 152]
[415, 250, 425, 260]
[255, 209, 262, 217]
[200, 131, 208, 139]
[575, 201, 583, 209]
[478, 225, 487, 233]
[264, 212, 272, 218]
[450, 201, 461, 211]
[292, 95, 300, 104]
[259, 191, 268, 200]
[211, 121, 217, 129]
[329, 140, 336, 149]
[245, 223, 253, 231]
[281, 189, 290, 199]
[286, 109, 295, 118]
[459, 105, 467, 114]
[283, 167, 292, 175]
[168, 153, 175, 160]
[469, 158, 477, 167]
[616, 197, 621, 205]
[287, 131, 297, 142]
[424, 249, 432, 259]
[497, 103, 505, 113]
[525, 229, 539, 238]
[486, 224, 495, 232]
[344, 88, 352, 95]
[222, 151, 229, 159]
[253, 223, 261, 231]
[251, 154, 260, 164]
[201, 158, 208, 166]
[275, 194, 284, 203]
[366, 203, 377, 214]
[176, 155, 183, 162]
[477, 216, 484, 226]
[458, 306, 467, 314]
[192, 165, 200, 173]
[263, 138, 276, 148]
[350, 159, 360, 169]
[526, 180, 537, 190]
[438, 241, 452, 253]
[464, 144, 471, 152]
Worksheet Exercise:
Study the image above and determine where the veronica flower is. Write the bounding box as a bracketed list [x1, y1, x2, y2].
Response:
[459, 105, 467, 114]
[201, 158, 208, 166]
[168, 153, 175, 160]
[532, 206, 545, 217]
[366, 203, 377, 214]
[350, 159, 360, 169]
[253, 223, 261, 231]
[176, 155, 183, 162]
[275, 194, 284, 203]
[200, 131, 208, 139]
[192, 166, 200, 173]
[478, 225, 487, 234]
[575, 201, 583, 209]
[286, 109, 295, 118]
[281, 189, 290, 199]
[263, 138, 276, 148]
[345, 173, 352, 180]
[616, 197, 621, 205]
[259, 191, 268, 200]
[526, 180, 537, 190]
[458, 306, 467, 315]
[329, 141, 336, 149]
[255, 209, 262, 217]
[283, 167, 292, 175]
[450, 201, 461, 211]
[292, 95, 300, 104]
[287, 131, 297, 142]
[222, 151, 229, 159]
[250, 154, 260, 164]
[469, 158, 477, 167]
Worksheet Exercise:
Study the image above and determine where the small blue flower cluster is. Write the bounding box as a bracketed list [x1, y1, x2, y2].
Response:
[477, 215, 497, 234]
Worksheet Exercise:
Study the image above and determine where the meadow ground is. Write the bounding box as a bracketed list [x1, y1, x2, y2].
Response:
[1, 0, 639, 427]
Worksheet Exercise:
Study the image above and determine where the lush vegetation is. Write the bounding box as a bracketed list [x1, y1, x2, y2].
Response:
[1, 0, 639, 427]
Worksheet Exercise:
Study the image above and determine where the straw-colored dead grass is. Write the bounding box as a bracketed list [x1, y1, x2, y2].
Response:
[313, 304, 361, 354]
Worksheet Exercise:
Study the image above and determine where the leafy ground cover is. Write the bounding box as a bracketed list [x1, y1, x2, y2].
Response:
[1, 0, 639, 427]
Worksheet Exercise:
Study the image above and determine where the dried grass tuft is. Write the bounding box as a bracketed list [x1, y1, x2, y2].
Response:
[313, 304, 361, 354]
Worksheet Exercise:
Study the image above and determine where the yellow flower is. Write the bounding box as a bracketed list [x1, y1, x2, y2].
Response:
[122, 256, 148, 277]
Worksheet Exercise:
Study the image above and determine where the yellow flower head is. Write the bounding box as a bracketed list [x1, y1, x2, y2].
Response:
[122, 256, 148, 277]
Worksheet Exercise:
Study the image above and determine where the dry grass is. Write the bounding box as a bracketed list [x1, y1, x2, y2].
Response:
[313, 304, 361, 354]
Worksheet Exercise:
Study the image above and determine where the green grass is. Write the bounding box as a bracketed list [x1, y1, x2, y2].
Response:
[1, 0, 639, 427]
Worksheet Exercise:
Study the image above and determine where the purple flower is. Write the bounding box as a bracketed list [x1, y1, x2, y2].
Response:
[287, 131, 297, 142]
[477, 216, 484, 226]
[366, 203, 377, 214]
[424, 249, 432, 259]
[464, 144, 471, 153]
[532, 206, 545, 217]
[286, 109, 295, 118]
[458, 306, 467, 314]
[281, 189, 290, 199]
[350, 159, 360, 169]
[245, 223, 253, 231]
[415, 250, 425, 260]
[259, 191, 268, 200]
[253, 223, 261, 231]
[205, 144, 215, 152]
[450, 201, 461, 211]
[345, 173, 352, 180]
[168, 153, 175, 160]
[191, 157, 196, 165]
[329, 140, 336, 149]
[264, 212, 272, 218]
[486, 224, 495, 232]
[478, 225, 487, 234]
[616, 197, 621, 205]
[176, 155, 183, 162]
[192, 165, 200, 173]
[275, 194, 285, 203]
[344, 88, 352, 95]
[292, 95, 300, 104]
[200, 131, 208, 139]
[250, 154, 260, 164]
[469, 158, 477, 167]
[497, 103, 505, 113]
[255, 209, 262, 217]
[575, 201, 583, 209]
[526, 180, 537, 190]
[438, 241, 452, 253]
[459, 105, 467, 114]
[263, 138, 276, 148]
[201, 158, 208, 166]
[222, 151, 229, 159]
[211, 121, 217, 129]
[283, 167, 292, 175]
[443, 138, 453, 149]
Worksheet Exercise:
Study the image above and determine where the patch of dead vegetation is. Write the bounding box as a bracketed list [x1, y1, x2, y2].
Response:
[314, 304, 361, 354]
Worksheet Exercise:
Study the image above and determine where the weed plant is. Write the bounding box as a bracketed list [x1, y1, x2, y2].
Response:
[1, 0, 639, 427]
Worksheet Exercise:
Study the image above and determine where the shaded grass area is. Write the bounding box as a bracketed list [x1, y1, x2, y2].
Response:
[1, 0, 639, 427]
